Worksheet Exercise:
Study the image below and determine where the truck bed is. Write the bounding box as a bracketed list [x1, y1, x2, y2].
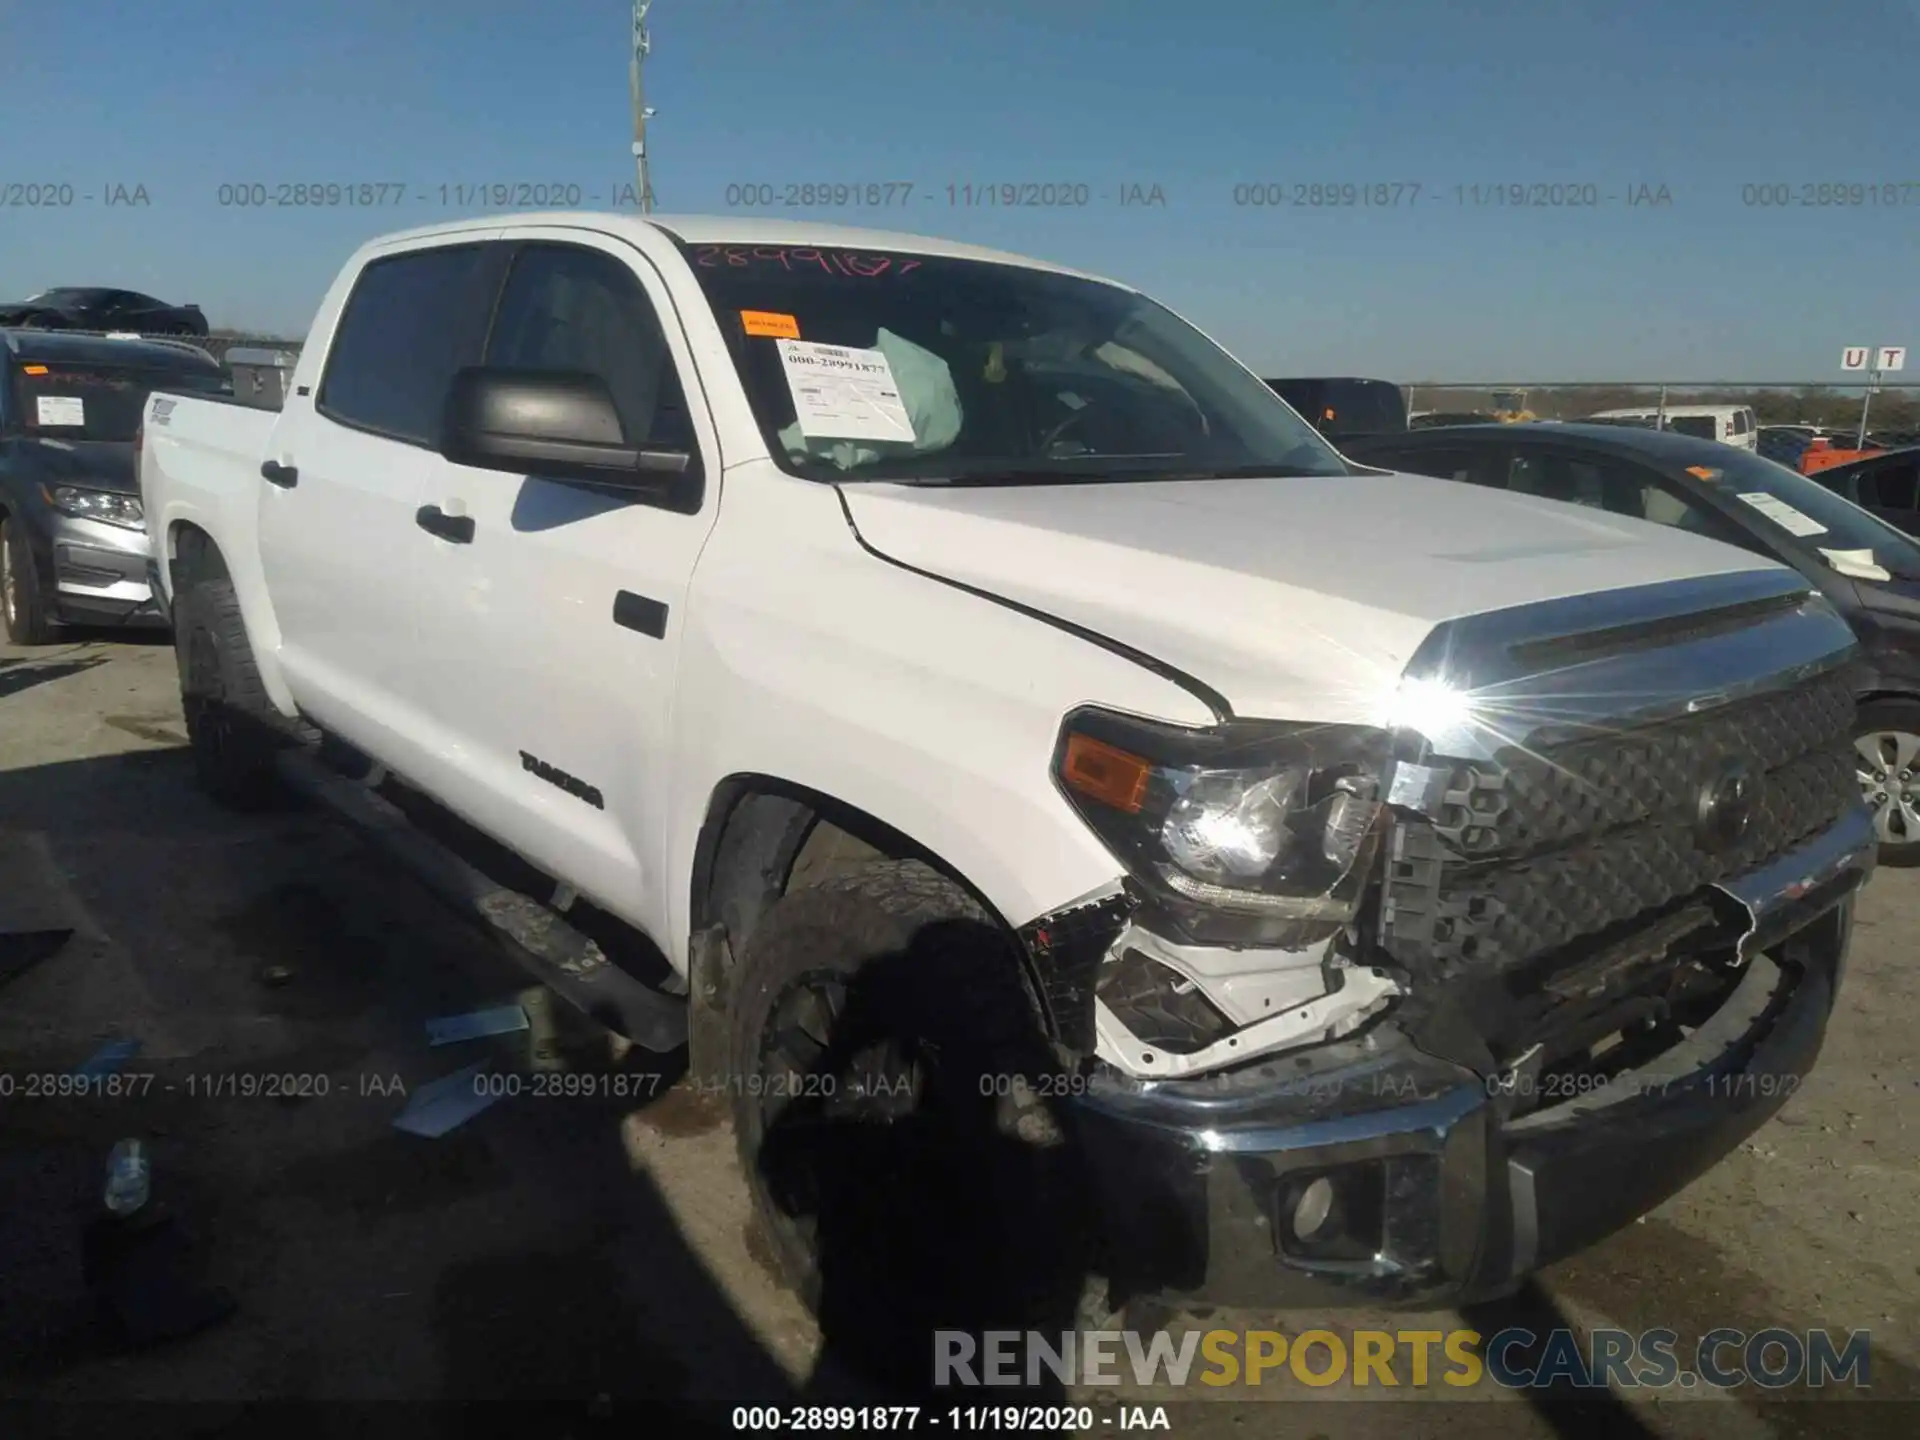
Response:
[139, 389, 280, 616]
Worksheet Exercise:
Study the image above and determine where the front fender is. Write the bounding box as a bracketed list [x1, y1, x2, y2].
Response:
[664, 464, 1214, 972]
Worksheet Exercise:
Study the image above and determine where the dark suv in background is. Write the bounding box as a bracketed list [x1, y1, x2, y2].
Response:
[0, 331, 229, 643]
[1263, 376, 1408, 444]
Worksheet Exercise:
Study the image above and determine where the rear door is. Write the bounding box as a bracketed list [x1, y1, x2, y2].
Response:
[401, 229, 721, 937]
[256, 238, 506, 753]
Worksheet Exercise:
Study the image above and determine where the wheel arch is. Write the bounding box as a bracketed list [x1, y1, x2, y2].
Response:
[689, 771, 1022, 957]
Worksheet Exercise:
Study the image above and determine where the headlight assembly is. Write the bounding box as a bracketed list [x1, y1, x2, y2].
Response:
[1052, 708, 1393, 933]
[41, 483, 145, 530]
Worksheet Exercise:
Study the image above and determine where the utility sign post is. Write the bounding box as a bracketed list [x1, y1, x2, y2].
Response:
[1844, 345, 1905, 446]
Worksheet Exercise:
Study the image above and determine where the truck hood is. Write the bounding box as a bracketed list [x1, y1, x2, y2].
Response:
[839, 471, 1793, 721]
[19, 438, 138, 494]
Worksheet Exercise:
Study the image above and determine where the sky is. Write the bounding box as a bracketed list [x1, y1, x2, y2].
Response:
[2, 0, 1916, 380]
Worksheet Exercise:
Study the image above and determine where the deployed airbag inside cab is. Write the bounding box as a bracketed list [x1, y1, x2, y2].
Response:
[777, 327, 963, 470]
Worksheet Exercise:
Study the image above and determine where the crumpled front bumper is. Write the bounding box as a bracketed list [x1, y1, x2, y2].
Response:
[1070, 805, 1874, 1310]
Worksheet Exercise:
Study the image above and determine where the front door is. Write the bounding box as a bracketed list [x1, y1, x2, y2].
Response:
[401, 231, 722, 938]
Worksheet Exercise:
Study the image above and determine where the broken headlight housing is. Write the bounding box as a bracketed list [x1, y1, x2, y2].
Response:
[1052, 707, 1394, 946]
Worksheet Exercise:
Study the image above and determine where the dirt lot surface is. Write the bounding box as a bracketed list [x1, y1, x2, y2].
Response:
[2, 633, 1917, 1439]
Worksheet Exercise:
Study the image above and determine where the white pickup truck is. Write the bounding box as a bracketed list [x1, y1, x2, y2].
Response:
[140, 212, 1873, 1317]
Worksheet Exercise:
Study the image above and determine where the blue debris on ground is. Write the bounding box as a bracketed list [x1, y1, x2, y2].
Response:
[74, 1039, 141, 1078]
[425, 1002, 530, 1047]
[391, 1060, 499, 1138]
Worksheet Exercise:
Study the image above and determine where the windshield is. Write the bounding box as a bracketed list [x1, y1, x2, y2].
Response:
[685, 244, 1348, 484]
[14, 362, 226, 442]
[1694, 450, 1920, 580]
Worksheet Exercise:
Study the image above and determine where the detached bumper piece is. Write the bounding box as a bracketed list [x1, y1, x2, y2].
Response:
[1072, 812, 1868, 1309]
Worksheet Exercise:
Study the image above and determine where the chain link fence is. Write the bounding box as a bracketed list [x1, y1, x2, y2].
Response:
[1402, 381, 1920, 438]
[3, 325, 302, 366]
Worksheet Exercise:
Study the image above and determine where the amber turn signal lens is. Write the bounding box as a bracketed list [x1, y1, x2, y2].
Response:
[1062, 732, 1152, 814]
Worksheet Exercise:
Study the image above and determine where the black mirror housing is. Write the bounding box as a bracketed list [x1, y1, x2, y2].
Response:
[440, 367, 694, 495]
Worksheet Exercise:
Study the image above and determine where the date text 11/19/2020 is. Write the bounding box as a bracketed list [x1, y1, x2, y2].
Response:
[1232, 182, 1674, 208]
[213, 183, 652, 209]
[723, 182, 1168, 209]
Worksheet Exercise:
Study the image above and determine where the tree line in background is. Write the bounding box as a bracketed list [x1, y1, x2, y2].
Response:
[1409, 385, 1920, 431]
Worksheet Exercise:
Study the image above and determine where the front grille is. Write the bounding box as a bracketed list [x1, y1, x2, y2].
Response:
[1380, 668, 1858, 977]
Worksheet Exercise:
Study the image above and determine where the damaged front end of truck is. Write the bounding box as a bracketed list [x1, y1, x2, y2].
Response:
[1019, 568, 1876, 1309]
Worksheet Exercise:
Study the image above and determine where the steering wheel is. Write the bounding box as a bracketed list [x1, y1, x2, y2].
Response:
[1038, 404, 1093, 455]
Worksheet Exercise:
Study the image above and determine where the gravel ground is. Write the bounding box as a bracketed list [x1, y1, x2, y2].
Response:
[1, 632, 1916, 1439]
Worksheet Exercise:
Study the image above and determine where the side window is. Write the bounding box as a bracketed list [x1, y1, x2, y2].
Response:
[317, 245, 494, 446]
[1865, 461, 1920, 511]
[483, 243, 694, 452]
[1507, 451, 1608, 505]
[1514, 452, 1773, 556]
[1374, 446, 1503, 487]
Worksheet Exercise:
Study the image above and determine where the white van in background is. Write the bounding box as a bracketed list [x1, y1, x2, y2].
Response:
[1587, 405, 1758, 451]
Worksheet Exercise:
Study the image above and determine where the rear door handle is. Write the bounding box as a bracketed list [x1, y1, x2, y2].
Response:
[415, 505, 475, 544]
[260, 460, 298, 488]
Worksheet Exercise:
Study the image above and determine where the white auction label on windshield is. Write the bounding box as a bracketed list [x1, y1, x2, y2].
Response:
[36, 396, 85, 427]
[776, 340, 915, 443]
[1735, 491, 1827, 537]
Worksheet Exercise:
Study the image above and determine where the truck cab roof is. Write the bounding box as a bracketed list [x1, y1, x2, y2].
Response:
[351, 210, 1117, 285]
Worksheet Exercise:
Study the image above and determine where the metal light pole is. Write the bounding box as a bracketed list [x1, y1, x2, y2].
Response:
[1857, 367, 1878, 449]
[631, 1, 657, 213]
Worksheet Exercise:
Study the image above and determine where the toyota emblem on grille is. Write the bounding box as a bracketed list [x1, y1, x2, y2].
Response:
[1695, 757, 1756, 853]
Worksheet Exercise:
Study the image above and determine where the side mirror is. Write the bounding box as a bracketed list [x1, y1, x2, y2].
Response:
[440, 367, 694, 491]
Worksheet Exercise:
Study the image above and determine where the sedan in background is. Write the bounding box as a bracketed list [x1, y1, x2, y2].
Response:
[0, 287, 209, 337]
[1347, 421, 1920, 863]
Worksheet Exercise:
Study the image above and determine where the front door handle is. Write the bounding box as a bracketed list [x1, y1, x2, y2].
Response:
[260, 460, 298, 488]
[415, 505, 475, 544]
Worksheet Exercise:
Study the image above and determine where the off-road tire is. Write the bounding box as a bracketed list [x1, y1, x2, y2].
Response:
[726, 859, 1091, 1377]
[1, 515, 55, 645]
[174, 576, 300, 809]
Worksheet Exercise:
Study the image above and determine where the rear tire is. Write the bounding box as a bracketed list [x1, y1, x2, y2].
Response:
[1855, 699, 1920, 867]
[0, 515, 56, 645]
[174, 576, 296, 809]
[726, 859, 1091, 1387]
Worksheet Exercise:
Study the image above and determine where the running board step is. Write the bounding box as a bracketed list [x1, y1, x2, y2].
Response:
[274, 748, 687, 1053]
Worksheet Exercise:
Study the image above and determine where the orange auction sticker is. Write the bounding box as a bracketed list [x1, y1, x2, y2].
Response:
[741, 310, 801, 338]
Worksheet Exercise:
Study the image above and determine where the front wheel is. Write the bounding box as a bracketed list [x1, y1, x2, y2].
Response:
[1854, 699, 1920, 866]
[0, 515, 55, 645]
[726, 859, 1092, 1387]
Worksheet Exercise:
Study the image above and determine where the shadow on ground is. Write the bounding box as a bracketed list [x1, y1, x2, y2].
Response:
[0, 749, 798, 1432]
